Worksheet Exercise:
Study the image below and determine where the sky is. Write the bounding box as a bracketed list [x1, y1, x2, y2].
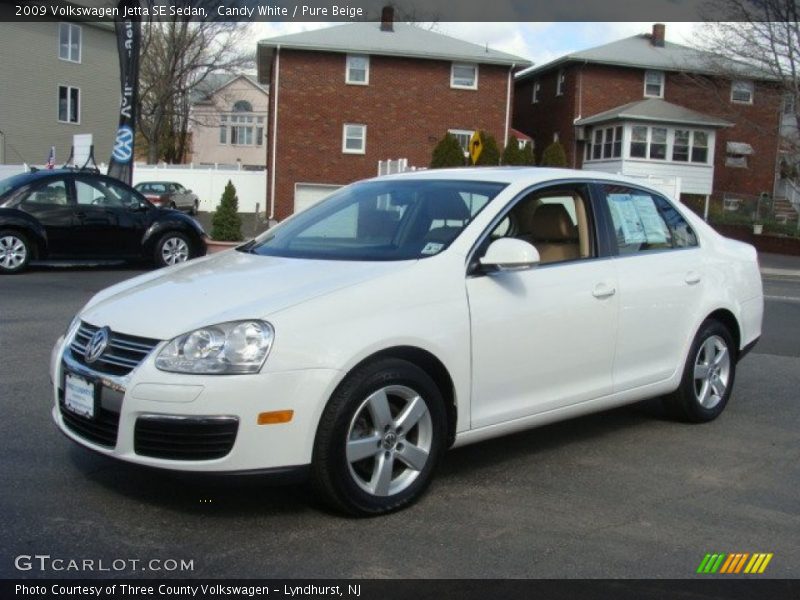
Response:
[250, 21, 705, 68]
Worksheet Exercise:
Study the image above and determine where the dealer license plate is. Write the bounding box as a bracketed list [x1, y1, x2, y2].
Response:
[64, 373, 95, 419]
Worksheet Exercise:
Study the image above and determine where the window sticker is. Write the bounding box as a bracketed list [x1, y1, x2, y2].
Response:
[421, 242, 444, 255]
[632, 195, 669, 244]
[607, 194, 646, 244]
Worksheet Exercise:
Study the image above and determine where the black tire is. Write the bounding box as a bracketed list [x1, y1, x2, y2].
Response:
[0, 229, 32, 274]
[153, 231, 192, 268]
[189, 200, 198, 216]
[311, 358, 447, 516]
[664, 319, 737, 423]
[169, 202, 177, 210]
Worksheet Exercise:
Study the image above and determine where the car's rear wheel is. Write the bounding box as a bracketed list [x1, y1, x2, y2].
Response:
[154, 232, 192, 268]
[190, 200, 199, 216]
[311, 358, 447, 515]
[0, 230, 31, 274]
[664, 319, 736, 422]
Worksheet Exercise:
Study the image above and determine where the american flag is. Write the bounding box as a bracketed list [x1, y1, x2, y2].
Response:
[46, 146, 55, 169]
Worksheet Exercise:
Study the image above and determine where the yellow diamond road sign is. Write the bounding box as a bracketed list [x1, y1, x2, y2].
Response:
[469, 131, 483, 165]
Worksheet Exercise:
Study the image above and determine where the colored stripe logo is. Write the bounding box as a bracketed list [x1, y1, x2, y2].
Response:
[697, 553, 773, 574]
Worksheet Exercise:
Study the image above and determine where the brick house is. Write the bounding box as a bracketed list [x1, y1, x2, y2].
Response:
[257, 9, 529, 220]
[513, 24, 785, 214]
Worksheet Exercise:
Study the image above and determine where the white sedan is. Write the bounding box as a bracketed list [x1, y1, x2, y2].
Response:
[50, 168, 763, 515]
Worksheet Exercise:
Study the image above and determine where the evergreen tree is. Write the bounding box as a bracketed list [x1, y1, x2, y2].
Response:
[474, 131, 500, 166]
[539, 141, 568, 167]
[211, 180, 243, 241]
[502, 138, 525, 165]
[430, 133, 466, 168]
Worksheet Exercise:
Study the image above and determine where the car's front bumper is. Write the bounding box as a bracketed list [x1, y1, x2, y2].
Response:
[50, 334, 338, 473]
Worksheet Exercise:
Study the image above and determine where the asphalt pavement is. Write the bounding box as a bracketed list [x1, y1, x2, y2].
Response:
[0, 261, 798, 579]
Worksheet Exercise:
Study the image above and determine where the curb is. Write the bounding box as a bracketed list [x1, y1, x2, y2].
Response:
[760, 267, 800, 280]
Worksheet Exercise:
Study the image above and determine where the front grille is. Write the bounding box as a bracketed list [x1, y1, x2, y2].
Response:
[59, 392, 120, 448]
[70, 321, 160, 376]
[134, 416, 239, 461]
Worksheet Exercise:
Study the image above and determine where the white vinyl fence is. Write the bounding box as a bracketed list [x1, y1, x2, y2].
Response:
[132, 163, 267, 213]
[0, 162, 267, 214]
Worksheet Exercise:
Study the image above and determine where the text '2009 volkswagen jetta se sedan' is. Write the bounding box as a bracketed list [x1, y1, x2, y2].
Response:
[50, 168, 763, 515]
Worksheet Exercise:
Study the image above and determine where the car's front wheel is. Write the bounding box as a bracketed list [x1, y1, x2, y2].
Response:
[664, 319, 737, 422]
[311, 358, 447, 515]
[0, 230, 31, 274]
[154, 232, 192, 268]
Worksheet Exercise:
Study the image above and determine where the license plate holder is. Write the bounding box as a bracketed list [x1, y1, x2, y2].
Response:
[64, 373, 97, 419]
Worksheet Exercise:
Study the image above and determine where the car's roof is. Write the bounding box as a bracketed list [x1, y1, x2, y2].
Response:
[136, 181, 178, 186]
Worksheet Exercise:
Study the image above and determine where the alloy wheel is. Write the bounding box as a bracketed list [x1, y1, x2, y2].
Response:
[346, 385, 433, 497]
[161, 237, 190, 265]
[0, 235, 27, 271]
[693, 335, 731, 409]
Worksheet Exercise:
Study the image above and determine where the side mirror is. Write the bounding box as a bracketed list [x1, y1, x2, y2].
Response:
[479, 238, 540, 272]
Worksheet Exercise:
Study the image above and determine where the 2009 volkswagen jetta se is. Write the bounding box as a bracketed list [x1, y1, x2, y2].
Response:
[50, 168, 763, 515]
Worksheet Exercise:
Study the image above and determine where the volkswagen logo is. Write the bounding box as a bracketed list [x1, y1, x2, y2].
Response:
[84, 327, 111, 364]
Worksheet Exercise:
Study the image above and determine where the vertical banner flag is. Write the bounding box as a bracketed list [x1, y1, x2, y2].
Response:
[108, 1, 141, 184]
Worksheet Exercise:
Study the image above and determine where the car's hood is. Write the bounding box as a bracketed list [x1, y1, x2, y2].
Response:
[80, 251, 415, 340]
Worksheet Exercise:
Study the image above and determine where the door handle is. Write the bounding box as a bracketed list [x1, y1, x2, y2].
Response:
[592, 283, 616, 299]
[685, 271, 702, 285]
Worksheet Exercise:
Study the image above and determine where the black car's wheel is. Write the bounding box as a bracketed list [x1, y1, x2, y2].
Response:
[311, 358, 447, 516]
[664, 319, 737, 423]
[0, 230, 31, 274]
[154, 232, 192, 268]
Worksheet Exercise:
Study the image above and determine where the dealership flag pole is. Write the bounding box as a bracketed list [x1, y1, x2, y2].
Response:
[107, 0, 141, 184]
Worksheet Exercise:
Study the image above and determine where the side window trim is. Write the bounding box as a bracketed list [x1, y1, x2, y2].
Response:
[466, 179, 610, 275]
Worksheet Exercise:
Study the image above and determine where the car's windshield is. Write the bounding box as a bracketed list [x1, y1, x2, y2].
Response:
[248, 179, 506, 261]
[0, 173, 35, 199]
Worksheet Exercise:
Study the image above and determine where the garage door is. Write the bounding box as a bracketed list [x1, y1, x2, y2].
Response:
[294, 183, 342, 214]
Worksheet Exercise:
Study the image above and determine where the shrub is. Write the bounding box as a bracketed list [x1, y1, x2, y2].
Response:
[211, 180, 243, 241]
[502, 138, 536, 166]
[474, 131, 500, 166]
[430, 133, 466, 168]
[539, 141, 568, 167]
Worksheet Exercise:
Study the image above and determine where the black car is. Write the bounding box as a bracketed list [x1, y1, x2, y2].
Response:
[0, 169, 207, 274]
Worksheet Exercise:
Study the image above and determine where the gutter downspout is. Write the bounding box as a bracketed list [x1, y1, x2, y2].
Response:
[269, 44, 280, 222]
[504, 64, 515, 147]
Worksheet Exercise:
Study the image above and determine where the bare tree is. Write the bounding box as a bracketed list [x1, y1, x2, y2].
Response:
[137, 19, 254, 163]
[699, 1, 799, 159]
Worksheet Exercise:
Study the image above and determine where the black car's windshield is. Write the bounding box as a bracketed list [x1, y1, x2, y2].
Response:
[0, 173, 34, 199]
[249, 179, 506, 261]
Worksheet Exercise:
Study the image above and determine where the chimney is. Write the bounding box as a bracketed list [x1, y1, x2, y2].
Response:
[651, 23, 665, 47]
[380, 5, 394, 32]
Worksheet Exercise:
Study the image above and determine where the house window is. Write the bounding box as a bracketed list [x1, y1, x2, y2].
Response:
[644, 70, 664, 98]
[451, 63, 478, 89]
[58, 85, 79, 123]
[448, 129, 474, 157]
[630, 126, 648, 158]
[586, 126, 623, 161]
[218, 102, 264, 146]
[731, 80, 754, 104]
[783, 93, 796, 115]
[692, 131, 708, 163]
[346, 54, 369, 85]
[673, 129, 690, 161]
[556, 69, 565, 96]
[649, 127, 667, 159]
[59, 23, 81, 63]
[343, 123, 366, 154]
[532, 81, 540, 104]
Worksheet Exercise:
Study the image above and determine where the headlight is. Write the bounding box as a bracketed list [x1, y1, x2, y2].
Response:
[155, 320, 274, 375]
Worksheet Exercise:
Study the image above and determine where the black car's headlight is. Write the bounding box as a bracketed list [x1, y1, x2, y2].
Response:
[155, 320, 274, 375]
